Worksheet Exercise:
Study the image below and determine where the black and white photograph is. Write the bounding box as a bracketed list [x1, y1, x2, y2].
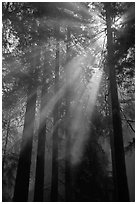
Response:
[2, 2, 135, 202]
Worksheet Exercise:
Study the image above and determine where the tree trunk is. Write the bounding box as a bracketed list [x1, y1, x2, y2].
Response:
[105, 3, 129, 201]
[34, 78, 47, 201]
[65, 27, 72, 202]
[2, 118, 10, 173]
[13, 82, 37, 202]
[50, 28, 60, 201]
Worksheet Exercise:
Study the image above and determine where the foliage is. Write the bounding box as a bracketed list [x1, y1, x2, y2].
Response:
[2, 2, 135, 202]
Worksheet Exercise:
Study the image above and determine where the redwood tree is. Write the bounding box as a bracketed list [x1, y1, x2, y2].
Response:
[105, 3, 129, 201]
[13, 78, 37, 201]
[65, 27, 72, 201]
[50, 26, 60, 201]
[34, 67, 47, 201]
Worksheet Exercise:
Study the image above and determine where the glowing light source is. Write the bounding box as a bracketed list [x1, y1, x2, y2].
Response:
[112, 17, 123, 30]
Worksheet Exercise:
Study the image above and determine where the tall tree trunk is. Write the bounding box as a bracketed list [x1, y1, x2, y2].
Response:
[65, 27, 72, 202]
[2, 117, 10, 173]
[13, 82, 37, 202]
[34, 76, 47, 201]
[105, 3, 129, 201]
[50, 28, 60, 201]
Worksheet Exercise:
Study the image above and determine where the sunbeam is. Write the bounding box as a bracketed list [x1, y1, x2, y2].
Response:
[2, 2, 135, 202]
[70, 68, 103, 165]
[21, 20, 106, 162]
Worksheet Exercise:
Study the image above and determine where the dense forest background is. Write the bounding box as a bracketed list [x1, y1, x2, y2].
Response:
[2, 2, 135, 202]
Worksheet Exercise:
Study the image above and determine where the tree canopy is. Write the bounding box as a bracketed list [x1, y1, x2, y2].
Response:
[2, 2, 135, 202]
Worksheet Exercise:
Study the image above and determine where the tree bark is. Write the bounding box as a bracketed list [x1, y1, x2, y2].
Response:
[50, 27, 60, 201]
[34, 79, 47, 201]
[65, 27, 72, 202]
[2, 118, 10, 173]
[13, 82, 37, 202]
[105, 3, 129, 201]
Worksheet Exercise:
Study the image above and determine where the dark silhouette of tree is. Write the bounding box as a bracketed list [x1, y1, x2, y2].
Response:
[105, 3, 129, 201]
[2, 2, 134, 202]
[50, 26, 60, 202]
[65, 27, 72, 202]
[34, 66, 48, 201]
[2, 117, 10, 173]
[13, 75, 37, 201]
